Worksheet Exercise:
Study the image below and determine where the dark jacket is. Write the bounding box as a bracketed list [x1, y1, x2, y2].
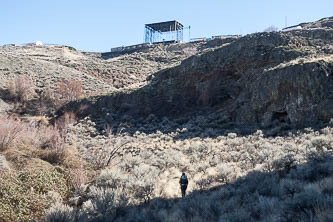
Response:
[179, 175, 188, 187]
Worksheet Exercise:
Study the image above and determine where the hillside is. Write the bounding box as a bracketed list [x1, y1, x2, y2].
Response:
[0, 17, 333, 221]
[0, 40, 226, 95]
[76, 23, 333, 130]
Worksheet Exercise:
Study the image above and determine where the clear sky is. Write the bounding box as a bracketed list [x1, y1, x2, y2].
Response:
[1, 0, 332, 52]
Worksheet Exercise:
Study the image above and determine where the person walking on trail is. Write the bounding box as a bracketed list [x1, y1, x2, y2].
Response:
[179, 172, 188, 198]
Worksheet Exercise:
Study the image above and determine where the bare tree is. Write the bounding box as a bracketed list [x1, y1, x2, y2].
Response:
[92, 126, 130, 169]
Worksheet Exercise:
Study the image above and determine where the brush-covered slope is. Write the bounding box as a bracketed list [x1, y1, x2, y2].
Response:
[0, 41, 209, 97]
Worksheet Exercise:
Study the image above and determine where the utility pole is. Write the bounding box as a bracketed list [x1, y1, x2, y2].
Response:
[188, 26, 191, 42]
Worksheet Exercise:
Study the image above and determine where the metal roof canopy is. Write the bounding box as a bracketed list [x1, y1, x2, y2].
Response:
[145, 20, 184, 32]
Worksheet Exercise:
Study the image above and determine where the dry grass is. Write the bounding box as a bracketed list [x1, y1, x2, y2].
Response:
[55, 112, 77, 133]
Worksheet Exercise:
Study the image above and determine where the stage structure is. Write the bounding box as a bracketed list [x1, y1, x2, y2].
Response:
[144, 20, 190, 43]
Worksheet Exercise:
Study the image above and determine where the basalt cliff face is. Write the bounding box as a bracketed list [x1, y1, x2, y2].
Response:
[101, 18, 333, 127]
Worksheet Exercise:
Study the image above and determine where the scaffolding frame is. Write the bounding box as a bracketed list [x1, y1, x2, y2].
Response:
[144, 20, 185, 43]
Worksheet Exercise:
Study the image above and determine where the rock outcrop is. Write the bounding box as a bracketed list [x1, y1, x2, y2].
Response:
[95, 17, 333, 127]
[298, 16, 333, 30]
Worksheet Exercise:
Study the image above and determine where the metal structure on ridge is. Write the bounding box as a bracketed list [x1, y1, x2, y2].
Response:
[144, 20, 189, 43]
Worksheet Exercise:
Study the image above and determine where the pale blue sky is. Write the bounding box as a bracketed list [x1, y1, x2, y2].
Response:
[1, 0, 332, 52]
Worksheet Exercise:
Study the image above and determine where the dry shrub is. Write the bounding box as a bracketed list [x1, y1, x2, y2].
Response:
[132, 181, 155, 204]
[215, 163, 234, 183]
[68, 166, 89, 192]
[60, 145, 88, 181]
[78, 103, 89, 115]
[315, 206, 333, 222]
[0, 168, 70, 221]
[96, 164, 158, 204]
[26, 115, 51, 127]
[42, 202, 76, 222]
[310, 135, 333, 152]
[0, 115, 23, 151]
[37, 143, 88, 190]
[37, 140, 82, 168]
[7, 118, 66, 153]
[91, 127, 130, 170]
[264, 154, 297, 174]
[130, 164, 158, 203]
[39, 86, 58, 113]
[39, 80, 84, 110]
[81, 186, 128, 221]
[38, 125, 65, 150]
[58, 79, 84, 102]
[87, 90, 104, 97]
[7, 120, 69, 165]
[7, 75, 36, 103]
[97, 168, 129, 190]
[196, 176, 214, 190]
[55, 112, 77, 132]
[38, 148, 66, 165]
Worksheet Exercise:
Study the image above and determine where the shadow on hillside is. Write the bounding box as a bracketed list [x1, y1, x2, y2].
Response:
[0, 88, 11, 103]
[58, 86, 329, 140]
[91, 152, 333, 222]
[56, 32, 331, 140]
[0, 88, 53, 116]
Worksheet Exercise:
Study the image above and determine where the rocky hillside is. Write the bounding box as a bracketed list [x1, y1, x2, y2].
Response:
[75, 17, 333, 130]
[297, 16, 333, 29]
[0, 40, 224, 116]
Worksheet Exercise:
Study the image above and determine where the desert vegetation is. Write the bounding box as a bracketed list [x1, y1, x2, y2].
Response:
[5, 75, 85, 115]
[7, 75, 37, 105]
[0, 113, 89, 221]
[41, 121, 333, 221]
[1, 16, 333, 221]
[5, 83, 333, 221]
